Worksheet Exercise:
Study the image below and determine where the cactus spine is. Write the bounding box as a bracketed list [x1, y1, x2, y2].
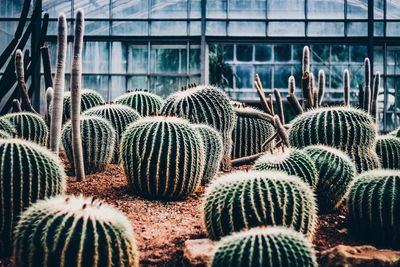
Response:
[13, 195, 139, 267]
[0, 139, 65, 257]
[203, 170, 317, 240]
[343, 69, 350, 106]
[0, 117, 15, 135]
[0, 130, 11, 139]
[114, 90, 164, 116]
[375, 136, 400, 169]
[317, 69, 325, 106]
[211, 227, 317, 267]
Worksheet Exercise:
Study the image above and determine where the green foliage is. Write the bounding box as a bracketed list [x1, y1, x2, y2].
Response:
[209, 44, 234, 89]
[13, 195, 139, 267]
[114, 91, 164, 116]
[61, 116, 116, 174]
[121, 116, 205, 200]
[211, 227, 317, 267]
[203, 170, 317, 240]
[63, 89, 105, 121]
[0, 117, 16, 135]
[375, 136, 400, 169]
[0, 139, 65, 257]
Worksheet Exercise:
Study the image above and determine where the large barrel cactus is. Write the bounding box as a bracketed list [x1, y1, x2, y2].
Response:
[13, 195, 139, 267]
[61, 116, 116, 174]
[194, 124, 223, 185]
[0, 139, 65, 257]
[303, 145, 355, 213]
[231, 105, 275, 159]
[375, 136, 400, 169]
[253, 149, 318, 188]
[2, 112, 48, 146]
[121, 116, 205, 200]
[0, 117, 16, 135]
[203, 170, 317, 240]
[211, 227, 317, 267]
[160, 85, 236, 157]
[347, 170, 400, 247]
[63, 88, 105, 121]
[114, 90, 164, 116]
[83, 104, 141, 163]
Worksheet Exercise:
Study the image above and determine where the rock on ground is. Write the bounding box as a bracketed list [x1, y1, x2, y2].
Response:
[183, 239, 215, 266]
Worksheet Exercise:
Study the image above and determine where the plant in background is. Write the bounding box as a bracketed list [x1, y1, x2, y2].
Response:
[209, 44, 235, 89]
[114, 90, 164, 116]
[63, 89, 105, 122]
[375, 135, 400, 169]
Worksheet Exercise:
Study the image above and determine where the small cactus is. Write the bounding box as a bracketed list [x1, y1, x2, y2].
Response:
[303, 145, 356, 213]
[61, 116, 116, 174]
[347, 170, 400, 247]
[0, 117, 16, 135]
[211, 227, 317, 267]
[0, 139, 65, 257]
[63, 89, 105, 121]
[83, 104, 141, 163]
[375, 136, 400, 169]
[253, 149, 318, 188]
[114, 90, 164, 116]
[2, 112, 48, 146]
[13, 195, 139, 267]
[203, 170, 317, 240]
[121, 116, 205, 200]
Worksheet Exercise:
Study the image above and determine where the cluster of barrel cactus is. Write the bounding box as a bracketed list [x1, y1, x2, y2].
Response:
[115, 90, 164, 116]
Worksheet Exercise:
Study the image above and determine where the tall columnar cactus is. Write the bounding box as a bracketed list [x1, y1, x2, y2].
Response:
[375, 136, 400, 169]
[0, 139, 65, 257]
[203, 171, 317, 240]
[62, 116, 116, 174]
[13, 195, 139, 267]
[231, 105, 275, 159]
[317, 69, 325, 106]
[161, 85, 236, 157]
[343, 69, 350, 106]
[253, 149, 318, 188]
[63, 89, 105, 122]
[211, 227, 317, 267]
[114, 90, 164, 116]
[347, 170, 400, 247]
[0, 117, 16, 135]
[363, 58, 371, 113]
[303, 145, 356, 213]
[3, 112, 48, 146]
[83, 104, 141, 163]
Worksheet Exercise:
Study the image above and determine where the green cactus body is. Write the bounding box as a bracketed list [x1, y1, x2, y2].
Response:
[121, 116, 205, 200]
[0, 139, 65, 257]
[3, 112, 48, 146]
[211, 227, 317, 267]
[387, 128, 400, 138]
[0, 130, 11, 139]
[375, 136, 400, 169]
[231, 106, 275, 159]
[253, 149, 318, 188]
[63, 89, 105, 121]
[160, 85, 236, 157]
[13, 195, 139, 267]
[203, 170, 317, 240]
[347, 170, 400, 247]
[114, 91, 164, 116]
[83, 104, 141, 163]
[0, 117, 16, 135]
[61, 116, 116, 174]
[303, 145, 355, 213]
[194, 124, 223, 185]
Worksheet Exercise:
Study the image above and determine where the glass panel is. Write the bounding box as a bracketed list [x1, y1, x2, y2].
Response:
[223, 45, 234, 61]
[0, 0, 26, 17]
[374, 0, 384, 19]
[44, 41, 72, 74]
[206, 21, 226, 35]
[128, 76, 148, 91]
[330, 64, 347, 89]
[236, 65, 253, 89]
[151, 76, 187, 97]
[206, 0, 227, 18]
[274, 65, 291, 89]
[0, 22, 18, 65]
[387, 0, 400, 19]
[274, 45, 291, 62]
[374, 22, 384, 36]
[229, 0, 266, 19]
[75, 0, 110, 18]
[236, 45, 253, 62]
[82, 42, 109, 74]
[292, 45, 303, 62]
[151, 46, 187, 74]
[350, 45, 367, 62]
[307, 0, 344, 19]
[308, 22, 344, 36]
[189, 47, 200, 74]
[110, 76, 127, 101]
[228, 22, 265, 37]
[387, 47, 400, 75]
[189, 75, 201, 85]
[85, 21, 109, 36]
[255, 45, 272, 62]
[111, 42, 127, 74]
[348, 65, 364, 91]
[128, 45, 148, 74]
[190, 0, 201, 18]
[331, 45, 349, 62]
[347, 22, 367, 36]
[268, 22, 305, 36]
[43, 0, 72, 18]
[82, 75, 109, 101]
[150, 0, 187, 18]
[374, 46, 384, 73]
[311, 45, 330, 63]
[386, 77, 400, 130]
[112, 22, 148, 36]
[347, 0, 368, 18]
[112, 0, 148, 18]
[255, 65, 272, 89]
[189, 22, 201, 35]
[387, 22, 400, 36]
[151, 21, 187, 36]
[46, 21, 73, 36]
[267, 0, 305, 19]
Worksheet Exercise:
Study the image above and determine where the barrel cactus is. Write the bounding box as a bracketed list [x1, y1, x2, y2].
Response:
[253, 149, 318, 188]
[388, 128, 400, 138]
[61, 116, 116, 174]
[211, 227, 317, 267]
[303, 145, 356, 213]
[0, 139, 65, 257]
[2, 112, 48, 146]
[0, 117, 16, 135]
[83, 104, 141, 163]
[13, 195, 139, 267]
[114, 90, 164, 116]
[347, 170, 400, 247]
[63, 88, 105, 121]
[375, 136, 400, 169]
[231, 105, 275, 159]
[0, 130, 11, 139]
[160, 85, 236, 157]
[121, 116, 205, 200]
[203, 170, 317, 240]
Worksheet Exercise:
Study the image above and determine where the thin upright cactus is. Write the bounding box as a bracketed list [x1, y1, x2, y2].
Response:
[375, 135, 400, 169]
[287, 76, 303, 115]
[114, 90, 164, 116]
[343, 69, 350, 106]
[371, 72, 380, 121]
[302, 46, 310, 75]
[363, 58, 372, 113]
[317, 69, 325, 106]
[45, 87, 53, 126]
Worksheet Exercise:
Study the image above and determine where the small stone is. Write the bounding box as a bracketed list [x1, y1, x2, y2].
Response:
[183, 239, 215, 266]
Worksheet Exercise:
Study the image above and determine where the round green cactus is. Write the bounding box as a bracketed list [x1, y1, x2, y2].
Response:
[303, 145, 356, 213]
[63, 88, 105, 121]
[114, 90, 164, 116]
[231, 105, 275, 159]
[0, 139, 65, 257]
[253, 149, 318, 188]
[61, 115, 116, 174]
[0, 130, 11, 139]
[121, 116, 205, 200]
[203, 170, 317, 240]
[0, 117, 16, 135]
[2, 112, 48, 146]
[347, 146, 381, 173]
[347, 170, 400, 247]
[160, 85, 236, 157]
[83, 104, 141, 163]
[375, 136, 400, 169]
[13, 195, 139, 267]
[194, 124, 223, 185]
[211, 227, 317, 267]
